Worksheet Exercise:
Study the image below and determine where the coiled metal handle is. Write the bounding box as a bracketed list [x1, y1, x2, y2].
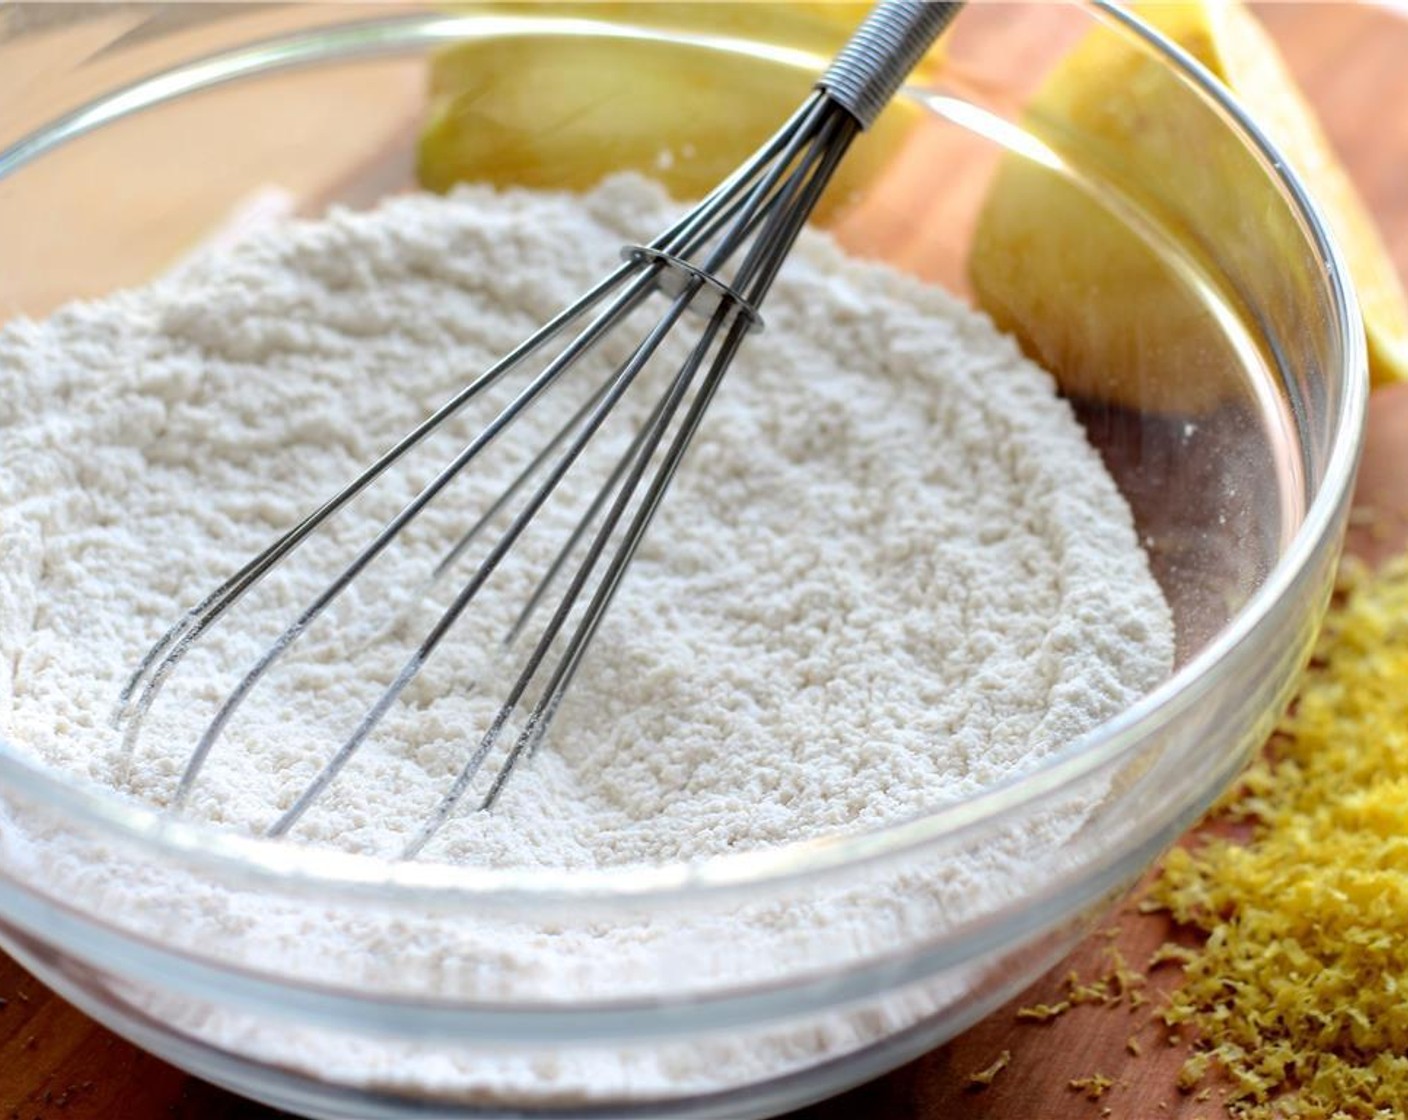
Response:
[817, 0, 963, 129]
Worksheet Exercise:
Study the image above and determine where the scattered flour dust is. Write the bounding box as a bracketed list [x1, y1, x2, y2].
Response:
[0, 174, 1173, 1101]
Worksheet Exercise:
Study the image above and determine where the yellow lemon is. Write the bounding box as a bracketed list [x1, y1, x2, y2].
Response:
[417, 3, 929, 226]
[1163, 1, 1407, 391]
[969, 1, 1406, 414]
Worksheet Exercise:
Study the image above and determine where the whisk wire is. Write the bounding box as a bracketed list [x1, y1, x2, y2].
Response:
[116, 263, 638, 753]
[224, 129, 827, 829]
[502, 372, 677, 647]
[419, 105, 858, 840]
[119, 1, 965, 850]
[229, 97, 843, 827]
[410, 284, 734, 851]
[488, 109, 862, 808]
[438, 95, 841, 647]
[409, 112, 816, 600]
[273, 114, 839, 840]
[175, 262, 669, 809]
[115, 104, 815, 753]
[268, 270, 706, 837]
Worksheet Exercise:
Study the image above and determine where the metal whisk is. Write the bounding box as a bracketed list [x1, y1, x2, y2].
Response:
[115, 0, 963, 857]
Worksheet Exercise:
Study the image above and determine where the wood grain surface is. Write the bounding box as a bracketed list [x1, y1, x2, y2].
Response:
[3, 5, 1408, 1119]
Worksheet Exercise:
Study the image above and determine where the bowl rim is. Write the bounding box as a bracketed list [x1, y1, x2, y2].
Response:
[0, 3, 1369, 911]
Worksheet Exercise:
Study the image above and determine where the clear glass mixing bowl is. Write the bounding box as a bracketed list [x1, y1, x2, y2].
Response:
[0, 4, 1366, 1118]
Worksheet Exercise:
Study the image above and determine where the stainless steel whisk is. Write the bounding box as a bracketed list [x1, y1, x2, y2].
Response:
[115, 0, 964, 857]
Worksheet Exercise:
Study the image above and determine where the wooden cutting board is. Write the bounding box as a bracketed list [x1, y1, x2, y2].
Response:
[3, 5, 1408, 1118]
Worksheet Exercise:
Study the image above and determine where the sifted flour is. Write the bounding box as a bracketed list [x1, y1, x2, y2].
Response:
[0, 174, 1174, 1100]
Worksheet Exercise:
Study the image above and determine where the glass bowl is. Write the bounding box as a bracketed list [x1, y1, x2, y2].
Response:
[0, 4, 1366, 1118]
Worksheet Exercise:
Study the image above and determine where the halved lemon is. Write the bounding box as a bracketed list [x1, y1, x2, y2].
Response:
[416, 3, 931, 226]
[969, 1, 1406, 413]
[1165, 1, 1407, 390]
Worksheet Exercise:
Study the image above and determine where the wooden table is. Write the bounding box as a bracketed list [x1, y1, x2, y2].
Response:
[3, 5, 1408, 1118]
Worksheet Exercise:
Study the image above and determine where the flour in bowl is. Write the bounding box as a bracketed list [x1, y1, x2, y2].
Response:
[0, 174, 1174, 1099]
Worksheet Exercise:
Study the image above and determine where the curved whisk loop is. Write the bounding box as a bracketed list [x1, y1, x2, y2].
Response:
[116, 1, 963, 856]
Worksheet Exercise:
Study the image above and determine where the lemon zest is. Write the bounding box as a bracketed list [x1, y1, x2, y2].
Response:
[1147, 555, 1408, 1117]
[1069, 1073, 1115, 1100]
[1016, 1000, 1071, 1023]
[966, 1049, 1011, 1090]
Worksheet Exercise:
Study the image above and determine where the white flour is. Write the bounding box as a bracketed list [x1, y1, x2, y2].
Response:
[0, 175, 1173, 1100]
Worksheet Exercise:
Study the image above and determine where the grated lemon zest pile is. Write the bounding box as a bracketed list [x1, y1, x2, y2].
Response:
[1149, 554, 1408, 1118]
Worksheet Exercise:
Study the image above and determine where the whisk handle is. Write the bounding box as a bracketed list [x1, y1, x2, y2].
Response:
[817, 0, 962, 130]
